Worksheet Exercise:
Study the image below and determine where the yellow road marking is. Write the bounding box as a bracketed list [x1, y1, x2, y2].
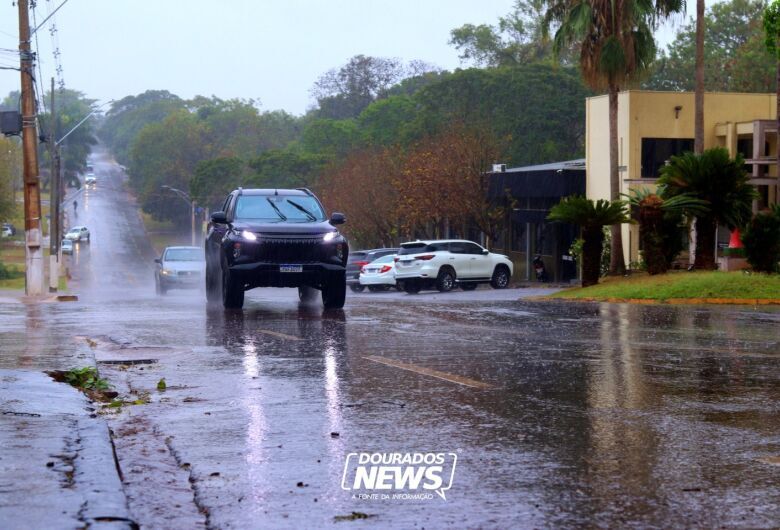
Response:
[363, 355, 492, 389]
[257, 329, 302, 341]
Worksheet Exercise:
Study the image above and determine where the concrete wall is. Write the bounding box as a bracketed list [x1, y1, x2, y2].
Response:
[586, 91, 778, 263]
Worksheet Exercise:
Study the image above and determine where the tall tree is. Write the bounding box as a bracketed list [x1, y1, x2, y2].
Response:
[450, 0, 561, 66]
[311, 55, 405, 119]
[545, 0, 684, 275]
[763, 0, 780, 183]
[695, 0, 705, 154]
[645, 0, 774, 92]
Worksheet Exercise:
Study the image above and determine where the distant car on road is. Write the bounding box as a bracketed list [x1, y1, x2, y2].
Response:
[61, 239, 74, 255]
[359, 254, 398, 292]
[155, 246, 205, 295]
[64, 226, 90, 242]
[394, 239, 513, 294]
[85, 174, 97, 187]
[205, 188, 348, 309]
[347, 248, 398, 292]
[1, 223, 15, 237]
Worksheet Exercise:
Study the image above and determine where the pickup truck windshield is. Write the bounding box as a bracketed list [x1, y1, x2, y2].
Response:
[234, 195, 326, 222]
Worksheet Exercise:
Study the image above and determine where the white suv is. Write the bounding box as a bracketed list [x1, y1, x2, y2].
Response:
[394, 239, 513, 294]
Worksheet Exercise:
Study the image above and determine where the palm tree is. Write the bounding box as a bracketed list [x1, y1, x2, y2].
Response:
[626, 188, 709, 274]
[658, 148, 756, 270]
[544, 0, 685, 277]
[763, 1, 780, 182]
[548, 196, 631, 286]
[694, 0, 705, 155]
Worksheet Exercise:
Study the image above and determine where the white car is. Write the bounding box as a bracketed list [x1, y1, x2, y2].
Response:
[394, 239, 513, 294]
[64, 226, 90, 242]
[359, 254, 398, 292]
[61, 239, 74, 255]
[85, 174, 97, 187]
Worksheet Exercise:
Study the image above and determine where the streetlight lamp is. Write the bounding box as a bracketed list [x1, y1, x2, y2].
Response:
[161, 185, 197, 246]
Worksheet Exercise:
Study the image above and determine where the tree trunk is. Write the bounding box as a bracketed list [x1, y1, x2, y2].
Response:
[608, 83, 626, 275]
[639, 202, 667, 275]
[693, 216, 717, 270]
[776, 58, 779, 183]
[694, 0, 705, 155]
[582, 226, 604, 287]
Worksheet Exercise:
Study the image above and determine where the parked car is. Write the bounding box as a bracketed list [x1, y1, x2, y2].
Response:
[1, 223, 14, 237]
[359, 254, 398, 292]
[347, 248, 398, 292]
[155, 246, 205, 295]
[64, 226, 90, 242]
[205, 188, 348, 309]
[393, 239, 513, 294]
[61, 239, 73, 255]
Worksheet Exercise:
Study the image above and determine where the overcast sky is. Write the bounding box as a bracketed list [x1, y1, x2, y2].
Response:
[0, 0, 696, 116]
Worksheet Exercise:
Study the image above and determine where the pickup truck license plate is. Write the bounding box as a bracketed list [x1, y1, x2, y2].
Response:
[280, 264, 303, 273]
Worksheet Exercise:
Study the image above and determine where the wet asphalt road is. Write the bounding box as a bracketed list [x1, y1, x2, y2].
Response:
[1, 151, 780, 529]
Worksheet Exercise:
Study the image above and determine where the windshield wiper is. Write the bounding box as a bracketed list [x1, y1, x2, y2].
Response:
[286, 199, 317, 221]
[266, 198, 287, 220]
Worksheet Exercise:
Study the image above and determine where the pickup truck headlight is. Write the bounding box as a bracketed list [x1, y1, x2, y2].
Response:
[323, 231, 338, 242]
[240, 230, 257, 241]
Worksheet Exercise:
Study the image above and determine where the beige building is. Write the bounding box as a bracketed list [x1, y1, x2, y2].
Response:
[586, 90, 779, 265]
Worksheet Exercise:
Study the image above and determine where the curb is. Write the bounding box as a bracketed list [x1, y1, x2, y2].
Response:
[540, 296, 780, 305]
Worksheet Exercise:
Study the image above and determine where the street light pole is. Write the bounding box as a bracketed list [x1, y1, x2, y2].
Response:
[161, 185, 198, 246]
[48, 77, 59, 293]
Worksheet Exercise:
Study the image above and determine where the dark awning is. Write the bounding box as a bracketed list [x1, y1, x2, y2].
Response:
[488, 168, 585, 199]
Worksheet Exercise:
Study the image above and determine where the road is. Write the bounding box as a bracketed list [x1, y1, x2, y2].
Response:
[1, 150, 779, 529]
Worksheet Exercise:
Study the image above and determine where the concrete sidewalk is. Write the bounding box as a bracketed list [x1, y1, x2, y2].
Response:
[0, 369, 134, 530]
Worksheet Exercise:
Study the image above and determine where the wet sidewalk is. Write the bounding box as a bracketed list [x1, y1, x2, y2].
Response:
[0, 369, 133, 530]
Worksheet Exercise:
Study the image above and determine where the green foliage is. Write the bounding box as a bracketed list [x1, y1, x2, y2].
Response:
[190, 157, 248, 211]
[409, 64, 591, 166]
[449, 0, 559, 66]
[549, 196, 629, 285]
[301, 119, 358, 158]
[62, 367, 110, 391]
[764, 0, 780, 58]
[658, 148, 756, 229]
[0, 262, 21, 280]
[248, 149, 328, 190]
[544, 0, 680, 91]
[356, 95, 418, 147]
[130, 110, 211, 222]
[659, 147, 756, 269]
[311, 55, 406, 119]
[101, 90, 185, 165]
[647, 0, 775, 92]
[157, 378, 166, 391]
[0, 137, 21, 221]
[742, 209, 780, 272]
[547, 195, 630, 227]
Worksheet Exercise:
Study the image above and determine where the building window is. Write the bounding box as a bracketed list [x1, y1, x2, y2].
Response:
[641, 138, 694, 178]
[510, 220, 526, 252]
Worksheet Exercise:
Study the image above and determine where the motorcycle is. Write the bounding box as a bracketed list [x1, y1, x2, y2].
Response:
[532, 255, 548, 282]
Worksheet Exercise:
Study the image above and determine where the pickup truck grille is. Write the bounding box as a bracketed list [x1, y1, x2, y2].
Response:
[255, 236, 324, 263]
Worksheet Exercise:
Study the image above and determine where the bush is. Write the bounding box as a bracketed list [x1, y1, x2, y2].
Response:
[742, 211, 780, 273]
[0, 262, 18, 280]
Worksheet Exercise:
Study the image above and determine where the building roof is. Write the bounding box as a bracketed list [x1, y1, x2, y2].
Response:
[501, 159, 586, 173]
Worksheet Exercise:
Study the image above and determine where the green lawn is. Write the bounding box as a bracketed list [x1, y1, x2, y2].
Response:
[549, 271, 780, 302]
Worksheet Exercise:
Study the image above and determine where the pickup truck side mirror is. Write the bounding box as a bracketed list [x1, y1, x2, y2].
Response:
[330, 212, 346, 225]
[482, 249, 489, 255]
[211, 211, 228, 224]
[154, 258, 161, 264]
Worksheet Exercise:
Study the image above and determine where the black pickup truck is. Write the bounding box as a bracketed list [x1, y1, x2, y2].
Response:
[205, 188, 348, 309]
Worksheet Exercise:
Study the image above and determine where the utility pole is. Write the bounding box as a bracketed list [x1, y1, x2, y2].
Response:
[48, 77, 59, 292]
[18, 0, 44, 296]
